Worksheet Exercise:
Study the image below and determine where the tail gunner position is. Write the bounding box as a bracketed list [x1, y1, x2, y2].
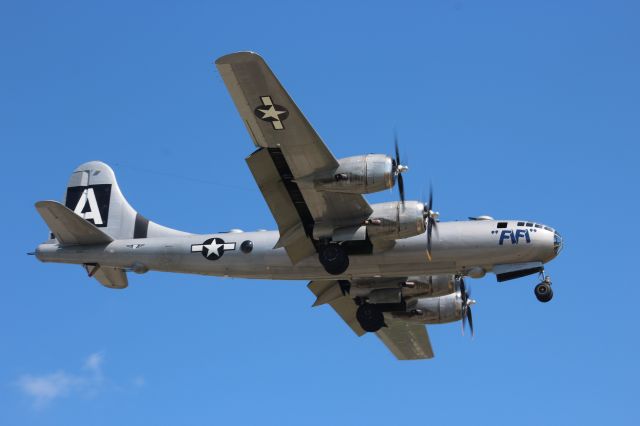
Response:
[32, 52, 563, 360]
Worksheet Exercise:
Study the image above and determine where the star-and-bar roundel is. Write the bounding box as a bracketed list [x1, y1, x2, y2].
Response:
[254, 96, 289, 130]
[191, 238, 236, 261]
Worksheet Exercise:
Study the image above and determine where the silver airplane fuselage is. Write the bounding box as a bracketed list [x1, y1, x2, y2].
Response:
[36, 220, 561, 281]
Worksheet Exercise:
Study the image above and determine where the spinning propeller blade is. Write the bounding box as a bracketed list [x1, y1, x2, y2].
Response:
[459, 277, 476, 337]
[424, 186, 438, 261]
[392, 131, 408, 206]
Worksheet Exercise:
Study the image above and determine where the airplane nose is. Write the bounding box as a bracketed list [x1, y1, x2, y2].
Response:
[553, 231, 563, 256]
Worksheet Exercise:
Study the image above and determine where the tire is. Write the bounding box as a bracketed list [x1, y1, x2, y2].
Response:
[534, 283, 553, 303]
[319, 244, 349, 275]
[356, 304, 385, 332]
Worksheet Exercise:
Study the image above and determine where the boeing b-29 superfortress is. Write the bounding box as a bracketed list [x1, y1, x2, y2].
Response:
[33, 52, 563, 360]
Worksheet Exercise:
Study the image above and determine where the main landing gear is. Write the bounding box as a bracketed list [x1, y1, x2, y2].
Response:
[356, 303, 385, 332]
[534, 275, 553, 303]
[319, 243, 349, 275]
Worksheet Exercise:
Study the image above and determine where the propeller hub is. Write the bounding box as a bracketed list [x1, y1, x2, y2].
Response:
[424, 210, 439, 219]
[396, 164, 409, 174]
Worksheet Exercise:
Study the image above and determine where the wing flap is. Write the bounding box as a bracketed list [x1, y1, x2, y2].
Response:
[308, 281, 365, 336]
[246, 148, 316, 263]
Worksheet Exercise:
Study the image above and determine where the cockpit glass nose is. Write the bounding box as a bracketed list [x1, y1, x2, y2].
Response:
[553, 232, 563, 254]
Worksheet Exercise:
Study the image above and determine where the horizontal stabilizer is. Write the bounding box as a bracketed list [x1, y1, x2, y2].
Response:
[35, 201, 113, 246]
[84, 264, 128, 289]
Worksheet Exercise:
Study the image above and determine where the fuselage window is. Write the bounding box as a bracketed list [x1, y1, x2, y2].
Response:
[497, 222, 508, 228]
[517, 222, 525, 226]
[526, 222, 533, 227]
[240, 240, 254, 253]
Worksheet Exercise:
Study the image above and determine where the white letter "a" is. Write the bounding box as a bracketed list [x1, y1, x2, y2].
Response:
[73, 188, 103, 225]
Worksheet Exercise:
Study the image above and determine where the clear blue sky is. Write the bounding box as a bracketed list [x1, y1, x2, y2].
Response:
[1, 1, 638, 424]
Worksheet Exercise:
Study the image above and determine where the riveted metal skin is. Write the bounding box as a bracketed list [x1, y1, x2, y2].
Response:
[310, 154, 394, 195]
[401, 291, 465, 325]
[366, 201, 426, 241]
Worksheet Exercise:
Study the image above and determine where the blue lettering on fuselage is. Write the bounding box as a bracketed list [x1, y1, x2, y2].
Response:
[499, 230, 515, 245]
[515, 229, 531, 243]
[499, 229, 531, 245]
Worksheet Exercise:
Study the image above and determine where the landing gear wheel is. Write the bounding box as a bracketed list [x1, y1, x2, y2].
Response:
[356, 304, 385, 332]
[319, 243, 349, 275]
[534, 282, 553, 303]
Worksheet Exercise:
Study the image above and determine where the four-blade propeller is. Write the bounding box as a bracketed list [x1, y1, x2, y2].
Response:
[391, 145, 476, 338]
[423, 187, 438, 261]
[459, 277, 476, 337]
[392, 132, 408, 205]
[390, 132, 439, 262]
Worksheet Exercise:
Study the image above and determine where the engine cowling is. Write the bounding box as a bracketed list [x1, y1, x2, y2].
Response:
[311, 154, 394, 194]
[349, 275, 456, 301]
[401, 292, 465, 325]
[402, 275, 456, 298]
[366, 201, 426, 240]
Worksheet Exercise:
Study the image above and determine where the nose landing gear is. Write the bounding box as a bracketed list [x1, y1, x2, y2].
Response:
[534, 275, 553, 303]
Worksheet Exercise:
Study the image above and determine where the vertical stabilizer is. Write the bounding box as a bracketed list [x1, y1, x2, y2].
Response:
[62, 161, 189, 240]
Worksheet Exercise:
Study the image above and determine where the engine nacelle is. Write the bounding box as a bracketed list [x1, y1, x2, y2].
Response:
[349, 275, 456, 302]
[366, 201, 426, 240]
[402, 275, 456, 298]
[400, 292, 464, 325]
[311, 154, 394, 194]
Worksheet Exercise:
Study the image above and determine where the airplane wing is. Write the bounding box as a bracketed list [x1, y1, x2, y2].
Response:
[308, 281, 435, 360]
[377, 315, 434, 360]
[216, 52, 373, 263]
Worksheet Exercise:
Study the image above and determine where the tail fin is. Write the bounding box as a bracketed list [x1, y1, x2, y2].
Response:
[57, 161, 188, 240]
